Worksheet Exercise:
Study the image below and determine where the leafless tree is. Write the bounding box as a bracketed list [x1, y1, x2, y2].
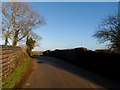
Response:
[93, 14, 120, 53]
[2, 2, 45, 46]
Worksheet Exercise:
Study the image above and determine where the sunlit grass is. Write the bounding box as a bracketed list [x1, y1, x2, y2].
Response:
[2, 55, 31, 89]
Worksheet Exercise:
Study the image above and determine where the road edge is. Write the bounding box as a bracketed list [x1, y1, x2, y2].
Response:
[13, 58, 35, 89]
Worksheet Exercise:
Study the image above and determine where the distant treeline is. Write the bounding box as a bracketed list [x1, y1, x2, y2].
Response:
[43, 47, 120, 83]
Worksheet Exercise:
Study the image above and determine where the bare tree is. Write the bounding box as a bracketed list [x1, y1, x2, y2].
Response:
[2, 2, 45, 46]
[93, 14, 120, 53]
[2, 3, 13, 45]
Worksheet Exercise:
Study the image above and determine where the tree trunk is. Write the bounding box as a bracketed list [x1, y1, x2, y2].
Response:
[5, 37, 8, 46]
[12, 6, 18, 47]
[12, 30, 19, 46]
[26, 48, 31, 56]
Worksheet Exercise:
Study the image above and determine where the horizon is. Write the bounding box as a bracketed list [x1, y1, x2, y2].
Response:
[31, 2, 118, 51]
[1, 2, 118, 51]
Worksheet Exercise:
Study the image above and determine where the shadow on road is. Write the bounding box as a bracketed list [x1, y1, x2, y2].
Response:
[32, 55, 120, 89]
[37, 62, 44, 64]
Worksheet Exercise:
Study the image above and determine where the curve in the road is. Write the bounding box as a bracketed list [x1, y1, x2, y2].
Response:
[21, 56, 120, 89]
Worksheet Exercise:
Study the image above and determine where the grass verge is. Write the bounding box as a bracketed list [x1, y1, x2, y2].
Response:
[2, 54, 31, 89]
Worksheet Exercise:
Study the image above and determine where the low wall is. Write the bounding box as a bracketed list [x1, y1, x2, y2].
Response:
[0, 45, 24, 83]
[43, 48, 120, 83]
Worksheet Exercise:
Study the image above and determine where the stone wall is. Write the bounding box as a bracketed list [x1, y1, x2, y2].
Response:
[0, 45, 23, 82]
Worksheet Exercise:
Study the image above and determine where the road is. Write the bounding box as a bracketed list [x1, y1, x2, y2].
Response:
[21, 56, 120, 89]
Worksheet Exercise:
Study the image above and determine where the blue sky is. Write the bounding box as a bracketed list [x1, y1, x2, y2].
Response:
[0, 2, 118, 51]
[2, 0, 120, 2]
[29, 2, 118, 51]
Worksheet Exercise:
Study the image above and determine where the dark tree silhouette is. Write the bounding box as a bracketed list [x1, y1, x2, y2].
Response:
[93, 14, 120, 53]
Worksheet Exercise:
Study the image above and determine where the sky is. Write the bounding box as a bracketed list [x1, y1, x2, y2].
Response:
[30, 2, 118, 51]
[1, 0, 120, 2]
[0, 2, 118, 51]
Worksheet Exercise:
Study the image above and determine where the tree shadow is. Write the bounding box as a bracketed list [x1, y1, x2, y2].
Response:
[32, 55, 120, 89]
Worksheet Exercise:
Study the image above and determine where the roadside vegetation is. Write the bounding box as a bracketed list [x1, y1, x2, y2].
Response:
[2, 52, 31, 88]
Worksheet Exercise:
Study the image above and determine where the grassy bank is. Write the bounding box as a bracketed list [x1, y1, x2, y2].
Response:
[2, 53, 31, 89]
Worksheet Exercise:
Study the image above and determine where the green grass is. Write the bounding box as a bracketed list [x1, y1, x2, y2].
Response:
[2, 55, 31, 89]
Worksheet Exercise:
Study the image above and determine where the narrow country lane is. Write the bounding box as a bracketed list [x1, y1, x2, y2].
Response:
[21, 56, 120, 89]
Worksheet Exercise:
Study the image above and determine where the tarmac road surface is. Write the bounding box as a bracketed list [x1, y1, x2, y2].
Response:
[21, 56, 120, 89]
